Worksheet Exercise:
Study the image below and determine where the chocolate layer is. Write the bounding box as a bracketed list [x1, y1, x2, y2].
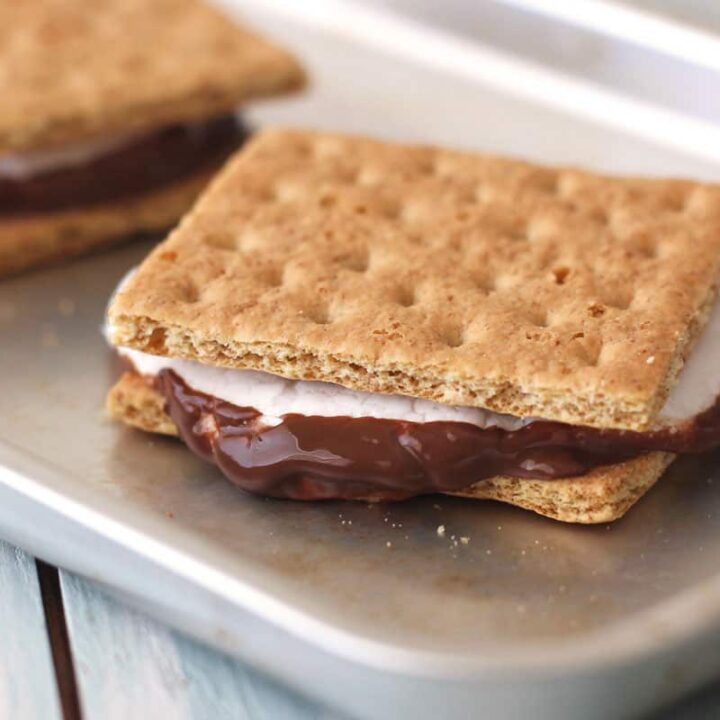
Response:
[155, 369, 720, 501]
[0, 115, 247, 216]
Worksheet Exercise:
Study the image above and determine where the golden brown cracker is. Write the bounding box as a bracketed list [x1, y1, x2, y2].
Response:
[0, 0, 304, 152]
[110, 128, 720, 430]
[107, 372, 178, 437]
[452, 453, 673, 524]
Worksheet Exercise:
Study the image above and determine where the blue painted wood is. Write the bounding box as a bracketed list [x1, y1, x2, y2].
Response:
[59, 571, 340, 720]
[57, 569, 720, 720]
[0, 541, 61, 720]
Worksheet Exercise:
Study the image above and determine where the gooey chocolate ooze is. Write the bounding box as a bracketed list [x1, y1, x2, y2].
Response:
[155, 369, 720, 501]
[0, 115, 248, 216]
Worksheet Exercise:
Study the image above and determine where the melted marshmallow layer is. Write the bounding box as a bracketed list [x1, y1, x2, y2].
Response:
[118, 347, 534, 430]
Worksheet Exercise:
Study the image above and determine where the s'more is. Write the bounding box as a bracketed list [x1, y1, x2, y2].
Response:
[0, 0, 304, 278]
[105, 128, 720, 524]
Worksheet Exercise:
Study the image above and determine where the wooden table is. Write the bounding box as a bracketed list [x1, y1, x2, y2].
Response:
[0, 540, 332, 719]
[1, 537, 717, 720]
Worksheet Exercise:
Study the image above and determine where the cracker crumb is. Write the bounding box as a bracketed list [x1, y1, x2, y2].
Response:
[40, 326, 60, 348]
[646, 355, 655, 364]
[436, 524, 446, 537]
[460, 536, 470, 545]
[58, 298, 76, 317]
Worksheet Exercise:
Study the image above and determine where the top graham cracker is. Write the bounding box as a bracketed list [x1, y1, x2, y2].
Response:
[0, 0, 304, 153]
[109, 128, 720, 430]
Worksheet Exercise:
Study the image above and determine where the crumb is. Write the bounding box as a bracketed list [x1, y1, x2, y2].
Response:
[436, 524, 446, 537]
[40, 326, 60, 348]
[386, 541, 392, 548]
[433, 504, 441, 510]
[58, 298, 76, 317]
[646, 355, 655, 364]
[165, 511, 175, 518]
[486, 549, 492, 555]
[460, 537, 470, 545]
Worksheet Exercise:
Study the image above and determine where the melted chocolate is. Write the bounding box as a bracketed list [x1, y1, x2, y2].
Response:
[0, 115, 247, 216]
[155, 369, 720, 501]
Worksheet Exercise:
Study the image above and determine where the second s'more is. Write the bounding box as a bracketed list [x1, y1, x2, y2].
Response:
[0, 0, 304, 278]
[106, 128, 720, 523]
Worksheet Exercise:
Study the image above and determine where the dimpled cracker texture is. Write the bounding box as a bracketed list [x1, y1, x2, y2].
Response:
[109, 128, 720, 431]
[0, 0, 305, 152]
[107, 371, 674, 523]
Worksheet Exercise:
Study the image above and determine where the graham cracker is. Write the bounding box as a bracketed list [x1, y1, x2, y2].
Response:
[110, 128, 720, 430]
[107, 371, 673, 523]
[451, 453, 673, 524]
[0, 168, 214, 279]
[108, 372, 179, 437]
[0, 0, 304, 153]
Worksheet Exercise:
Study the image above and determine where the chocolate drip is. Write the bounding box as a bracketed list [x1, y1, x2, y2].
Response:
[0, 114, 248, 216]
[155, 369, 720, 501]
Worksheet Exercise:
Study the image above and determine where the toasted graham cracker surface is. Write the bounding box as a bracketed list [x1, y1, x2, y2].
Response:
[452, 453, 673, 524]
[0, 0, 304, 152]
[0, 168, 214, 279]
[109, 128, 720, 430]
[107, 371, 673, 523]
[108, 372, 179, 437]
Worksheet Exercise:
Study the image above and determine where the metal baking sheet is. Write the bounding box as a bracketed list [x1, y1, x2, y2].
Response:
[2, 2, 720, 718]
[493, 0, 720, 75]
